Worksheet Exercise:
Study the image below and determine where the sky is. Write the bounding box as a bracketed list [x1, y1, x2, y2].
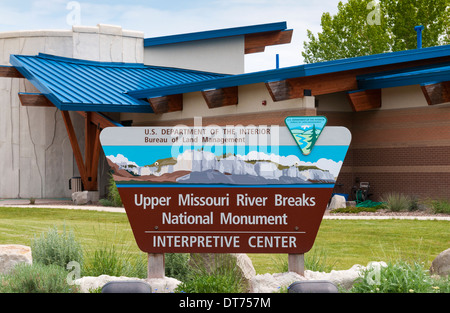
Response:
[0, 0, 344, 72]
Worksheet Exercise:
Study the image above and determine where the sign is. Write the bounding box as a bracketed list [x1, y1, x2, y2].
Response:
[285, 116, 327, 155]
[100, 119, 351, 254]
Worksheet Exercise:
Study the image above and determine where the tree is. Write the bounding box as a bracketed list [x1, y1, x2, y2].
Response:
[309, 125, 318, 147]
[302, 0, 450, 63]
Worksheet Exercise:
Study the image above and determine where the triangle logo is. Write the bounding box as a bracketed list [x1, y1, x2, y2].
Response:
[285, 116, 328, 155]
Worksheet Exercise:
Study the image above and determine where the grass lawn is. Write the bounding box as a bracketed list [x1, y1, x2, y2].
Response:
[1, 207, 448, 274]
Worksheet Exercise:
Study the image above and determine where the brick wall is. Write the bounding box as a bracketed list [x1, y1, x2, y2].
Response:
[322, 106, 450, 201]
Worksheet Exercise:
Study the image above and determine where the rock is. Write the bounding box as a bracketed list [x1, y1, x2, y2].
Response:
[189, 253, 256, 291]
[249, 262, 387, 293]
[146, 277, 182, 293]
[0, 245, 33, 274]
[73, 275, 181, 293]
[328, 195, 346, 210]
[430, 248, 450, 277]
[303, 264, 366, 290]
[72, 191, 99, 205]
[250, 272, 305, 293]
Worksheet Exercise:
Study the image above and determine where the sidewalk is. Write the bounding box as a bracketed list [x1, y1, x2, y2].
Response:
[0, 198, 125, 213]
[1, 198, 449, 220]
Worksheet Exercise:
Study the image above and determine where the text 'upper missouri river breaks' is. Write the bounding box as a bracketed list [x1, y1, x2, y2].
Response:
[134, 193, 317, 210]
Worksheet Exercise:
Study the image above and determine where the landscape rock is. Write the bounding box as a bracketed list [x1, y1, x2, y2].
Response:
[430, 248, 450, 277]
[249, 262, 387, 293]
[250, 272, 305, 293]
[73, 275, 181, 293]
[0, 245, 33, 274]
[328, 195, 347, 210]
[72, 191, 99, 205]
[146, 277, 182, 293]
[303, 264, 366, 290]
[189, 253, 256, 291]
[72, 261, 389, 293]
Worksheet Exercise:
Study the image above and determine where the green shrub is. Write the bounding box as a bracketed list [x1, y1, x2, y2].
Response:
[165, 253, 190, 282]
[0, 263, 79, 293]
[272, 248, 336, 273]
[381, 193, 418, 212]
[350, 260, 450, 293]
[331, 206, 379, 214]
[102, 174, 123, 207]
[31, 225, 83, 269]
[83, 245, 146, 278]
[176, 272, 243, 293]
[430, 199, 450, 214]
[175, 254, 244, 293]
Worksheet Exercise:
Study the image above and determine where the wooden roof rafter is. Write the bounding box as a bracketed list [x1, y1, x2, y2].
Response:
[148, 94, 183, 114]
[0, 65, 24, 78]
[265, 71, 359, 102]
[347, 89, 382, 112]
[202, 86, 238, 109]
[245, 29, 293, 54]
[421, 81, 450, 105]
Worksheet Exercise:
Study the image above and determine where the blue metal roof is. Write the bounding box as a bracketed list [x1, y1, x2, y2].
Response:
[10, 53, 228, 113]
[357, 62, 450, 90]
[144, 22, 288, 47]
[128, 44, 450, 99]
[9, 44, 450, 114]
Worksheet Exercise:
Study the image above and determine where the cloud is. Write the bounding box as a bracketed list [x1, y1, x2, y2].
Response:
[235, 151, 343, 178]
[298, 158, 343, 178]
[106, 154, 138, 167]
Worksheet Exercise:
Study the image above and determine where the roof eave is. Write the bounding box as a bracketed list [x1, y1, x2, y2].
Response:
[144, 21, 288, 47]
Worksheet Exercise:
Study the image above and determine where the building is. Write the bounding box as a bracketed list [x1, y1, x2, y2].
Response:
[1, 22, 449, 201]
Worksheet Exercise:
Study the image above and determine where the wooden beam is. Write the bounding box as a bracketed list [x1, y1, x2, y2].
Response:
[245, 30, 293, 54]
[266, 80, 298, 102]
[148, 94, 183, 114]
[291, 72, 359, 96]
[18, 96, 115, 191]
[266, 58, 450, 102]
[347, 89, 382, 112]
[421, 82, 450, 105]
[64, 111, 113, 192]
[89, 127, 102, 182]
[75, 111, 119, 129]
[84, 112, 99, 190]
[202, 86, 238, 109]
[61, 111, 88, 189]
[19, 93, 54, 107]
[0, 66, 24, 78]
[266, 72, 359, 102]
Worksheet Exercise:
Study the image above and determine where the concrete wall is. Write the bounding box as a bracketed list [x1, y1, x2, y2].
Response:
[144, 36, 245, 74]
[0, 24, 143, 199]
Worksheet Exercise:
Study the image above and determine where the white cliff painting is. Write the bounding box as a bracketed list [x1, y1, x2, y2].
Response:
[104, 148, 342, 186]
